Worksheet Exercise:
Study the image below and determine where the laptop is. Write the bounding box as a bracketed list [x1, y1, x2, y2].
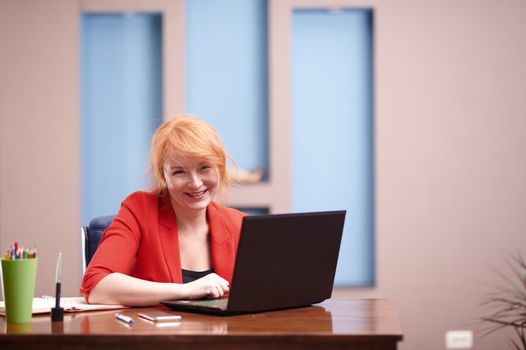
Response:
[161, 210, 346, 315]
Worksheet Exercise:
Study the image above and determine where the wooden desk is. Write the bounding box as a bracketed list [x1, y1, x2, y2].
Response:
[0, 298, 403, 350]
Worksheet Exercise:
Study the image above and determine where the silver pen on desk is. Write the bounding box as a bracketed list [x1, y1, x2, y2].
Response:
[115, 313, 134, 325]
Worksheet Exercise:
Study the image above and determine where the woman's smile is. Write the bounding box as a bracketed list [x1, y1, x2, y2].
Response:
[185, 189, 208, 200]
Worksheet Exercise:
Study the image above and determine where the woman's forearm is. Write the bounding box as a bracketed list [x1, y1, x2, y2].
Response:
[87, 273, 188, 306]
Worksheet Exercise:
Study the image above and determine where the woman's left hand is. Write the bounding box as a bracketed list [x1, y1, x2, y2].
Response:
[183, 273, 230, 299]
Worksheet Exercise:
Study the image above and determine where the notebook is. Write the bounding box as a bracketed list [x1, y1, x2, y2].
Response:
[0, 296, 127, 316]
[161, 210, 346, 315]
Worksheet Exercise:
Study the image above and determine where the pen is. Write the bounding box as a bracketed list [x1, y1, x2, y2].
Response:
[55, 252, 62, 307]
[115, 313, 134, 325]
[51, 252, 64, 321]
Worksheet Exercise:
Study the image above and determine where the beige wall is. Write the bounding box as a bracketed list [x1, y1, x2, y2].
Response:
[1, 0, 525, 349]
[0, 0, 81, 296]
[374, 1, 526, 349]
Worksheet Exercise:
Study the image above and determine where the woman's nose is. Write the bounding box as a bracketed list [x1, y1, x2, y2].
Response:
[188, 172, 203, 188]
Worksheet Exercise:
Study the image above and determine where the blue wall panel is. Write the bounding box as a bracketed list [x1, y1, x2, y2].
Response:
[186, 0, 269, 176]
[81, 14, 162, 224]
[291, 9, 375, 286]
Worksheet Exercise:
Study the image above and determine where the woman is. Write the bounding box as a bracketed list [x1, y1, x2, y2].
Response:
[80, 115, 246, 306]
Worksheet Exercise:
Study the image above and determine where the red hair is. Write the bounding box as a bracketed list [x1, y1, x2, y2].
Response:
[149, 115, 233, 194]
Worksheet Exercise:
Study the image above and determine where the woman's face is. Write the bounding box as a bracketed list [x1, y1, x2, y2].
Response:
[163, 155, 219, 214]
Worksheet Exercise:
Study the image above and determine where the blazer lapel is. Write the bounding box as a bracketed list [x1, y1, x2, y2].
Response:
[208, 203, 236, 283]
[158, 196, 183, 283]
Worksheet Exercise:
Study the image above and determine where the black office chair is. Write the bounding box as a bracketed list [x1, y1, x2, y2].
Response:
[81, 215, 114, 273]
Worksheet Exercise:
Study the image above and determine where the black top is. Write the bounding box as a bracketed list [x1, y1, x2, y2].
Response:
[182, 268, 214, 284]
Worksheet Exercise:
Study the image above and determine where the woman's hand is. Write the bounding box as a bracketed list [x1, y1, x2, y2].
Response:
[87, 272, 229, 306]
[184, 273, 230, 299]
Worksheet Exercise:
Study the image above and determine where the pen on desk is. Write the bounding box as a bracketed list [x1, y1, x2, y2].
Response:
[51, 252, 64, 321]
[115, 313, 134, 325]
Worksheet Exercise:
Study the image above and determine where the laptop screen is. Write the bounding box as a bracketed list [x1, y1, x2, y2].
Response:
[162, 210, 346, 314]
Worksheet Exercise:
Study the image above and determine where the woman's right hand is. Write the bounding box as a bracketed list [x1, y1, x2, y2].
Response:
[184, 273, 230, 299]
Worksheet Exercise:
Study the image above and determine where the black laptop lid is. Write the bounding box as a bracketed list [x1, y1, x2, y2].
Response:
[226, 210, 346, 312]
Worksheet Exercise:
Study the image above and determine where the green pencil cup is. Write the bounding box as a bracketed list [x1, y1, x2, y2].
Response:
[1, 259, 38, 323]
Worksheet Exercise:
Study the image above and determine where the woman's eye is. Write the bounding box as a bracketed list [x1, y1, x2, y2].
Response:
[172, 170, 185, 175]
[200, 164, 211, 171]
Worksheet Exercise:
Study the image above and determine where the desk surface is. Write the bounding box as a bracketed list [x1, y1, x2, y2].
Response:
[0, 298, 403, 350]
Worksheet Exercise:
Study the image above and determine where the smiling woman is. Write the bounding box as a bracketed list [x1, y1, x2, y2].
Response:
[149, 116, 234, 196]
[80, 115, 247, 306]
[163, 157, 219, 213]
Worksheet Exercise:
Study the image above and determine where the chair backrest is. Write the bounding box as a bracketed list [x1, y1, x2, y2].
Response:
[81, 215, 115, 273]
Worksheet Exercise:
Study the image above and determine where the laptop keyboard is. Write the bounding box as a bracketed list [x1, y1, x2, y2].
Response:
[181, 298, 229, 310]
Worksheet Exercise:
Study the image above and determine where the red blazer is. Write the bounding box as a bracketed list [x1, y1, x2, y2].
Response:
[80, 191, 246, 299]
